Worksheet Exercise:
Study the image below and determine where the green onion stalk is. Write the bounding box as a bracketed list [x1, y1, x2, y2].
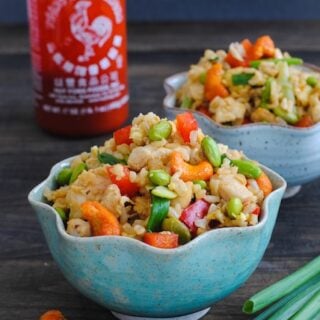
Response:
[274, 61, 298, 124]
[253, 274, 320, 320]
[243, 255, 320, 314]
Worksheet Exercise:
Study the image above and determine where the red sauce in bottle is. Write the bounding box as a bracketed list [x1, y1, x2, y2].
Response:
[27, 0, 128, 136]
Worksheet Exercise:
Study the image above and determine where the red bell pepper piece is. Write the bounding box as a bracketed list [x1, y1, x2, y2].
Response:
[295, 115, 314, 128]
[107, 165, 139, 197]
[143, 232, 179, 249]
[242, 117, 252, 125]
[179, 199, 210, 233]
[113, 125, 132, 145]
[252, 206, 261, 216]
[176, 112, 198, 143]
[197, 105, 212, 117]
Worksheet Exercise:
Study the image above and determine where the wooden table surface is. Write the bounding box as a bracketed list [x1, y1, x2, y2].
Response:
[1, 22, 320, 320]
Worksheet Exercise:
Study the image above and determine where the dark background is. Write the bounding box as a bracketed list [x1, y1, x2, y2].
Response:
[2, 0, 320, 24]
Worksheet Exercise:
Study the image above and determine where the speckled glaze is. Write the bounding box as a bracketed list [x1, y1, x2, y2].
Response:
[163, 68, 320, 188]
[28, 157, 286, 318]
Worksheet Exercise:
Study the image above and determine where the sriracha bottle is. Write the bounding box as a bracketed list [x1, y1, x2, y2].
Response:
[27, 0, 128, 136]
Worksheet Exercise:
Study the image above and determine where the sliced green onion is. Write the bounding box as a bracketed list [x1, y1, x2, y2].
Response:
[243, 256, 320, 314]
[56, 168, 72, 186]
[250, 57, 303, 69]
[151, 186, 177, 199]
[146, 196, 170, 232]
[254, 274, 320, 320]
[180, 96, 193, 109]
[278, 61, 295, 100]
[290, 288, 320, 320]
[260, 78, 272, 108]
[69, 163, 87, 184]
[306, 76, 318, 88]
[209, 57, 219, 63]
[232, 73, 255, 86]
[220, 154, 230, 165]
[199, 72, 207, 84]
[273, 61, 299, 125]
[98, 152, 126, 165]
[274, 107, 299, 125]
[55, 208, 68, 222]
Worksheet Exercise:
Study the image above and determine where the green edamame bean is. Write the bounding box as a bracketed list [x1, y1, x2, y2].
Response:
[307, 76, 318, 88]
[69, 163, 87, 184]
[149, 170, 171, 186]
[201, 136, 221, 167]
[193, 180, 207, 189]
[162, 217, 191, 244]
[226, 197, 243, 219]
[56, 168, 72, 186]
[55, 208, 68, 222]
[151, 186, 177, 199]
[149, 120, 172, 141]
[231, 159, 262, 179]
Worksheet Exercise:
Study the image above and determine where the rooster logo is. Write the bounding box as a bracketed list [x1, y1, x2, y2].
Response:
[70, 1, 113, 62]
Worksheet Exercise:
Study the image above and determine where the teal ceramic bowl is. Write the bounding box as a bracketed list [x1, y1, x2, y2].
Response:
[28, 157, 286, 320]
[163, 66, 320, 198]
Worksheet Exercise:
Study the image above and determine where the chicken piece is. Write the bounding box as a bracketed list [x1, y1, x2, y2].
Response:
[169, 174, 193, 209]
[259, 61, 279, 77]
[219, 178, 253, 201]
[209, 96, 246, 123]
[251, 107, 278, 123]
[44, 186, 69, 209]
[127, 146, 152, 171]
[67, 218, 91, 237]
[101, 184, 127, 218]
[130, 113, 161, 145]
[66, 167, 111, 219]
[188, 82, 204, 101]
[66, 187, 88, 219]
[127, 145, 171, 171]
[133, 196, 151, 217]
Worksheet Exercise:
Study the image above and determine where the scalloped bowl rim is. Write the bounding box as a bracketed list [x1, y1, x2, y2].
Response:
[163, 62, 320, 133]
[28, 156, 286, 255]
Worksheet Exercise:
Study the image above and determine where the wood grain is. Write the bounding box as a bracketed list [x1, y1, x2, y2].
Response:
[3, 22, 320, 54]
[1, 23, 320, 320]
